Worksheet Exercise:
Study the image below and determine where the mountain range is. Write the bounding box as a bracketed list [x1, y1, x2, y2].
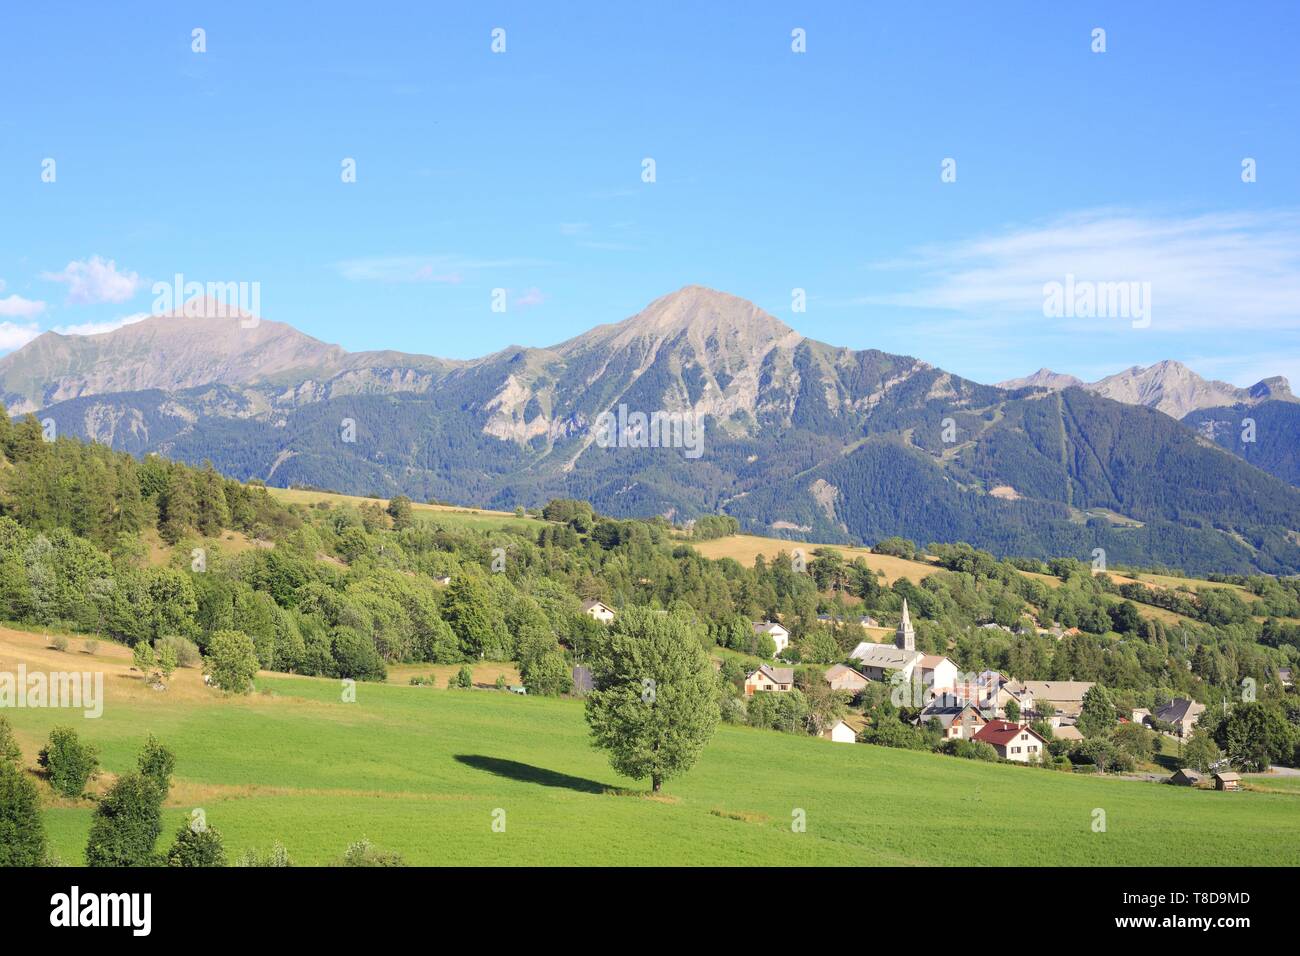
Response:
[998, 362, 1296, 420]
[4, 286, 1300, 575]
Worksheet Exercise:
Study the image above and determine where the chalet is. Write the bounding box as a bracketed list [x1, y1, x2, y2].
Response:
[1169, 768, 1202, 786]
[823, 664, 869, 694]
[1021, 681, 1094, 718]
[824, 719, 857, 744]
[752, 621, 790, 656]
[1153, 698, 1206, 739]
[433, 575, 452, 585]
[1279, 667, 1293, 688]
[1213, 772, 1241, 792]
[581, 599, 616, 624]
[744, 665, 795, 696]
[918, 702, 989, 740]
[973, 721, 1049, 763]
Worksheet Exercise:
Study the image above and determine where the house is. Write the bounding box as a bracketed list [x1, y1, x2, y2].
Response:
[823, 664, 869, 694]
[1021, 681, 1095, 718]
[752, 621, 790, 656]
[1153, 698, 1206, 739]
[918, 702, 989, 740]
[581, 599, 616, 624]
[1169, 768, 1202, 786]
[744, 665, 795, 696]
[848, 599, 923, 681]
[940, 671, 1033, 718]
[859, 615, 879, 628]
[1213, 772, 1241, 792]
[824, 719, 857, 744]
[973, 721, 1049, 763]
[1279, 667, 1293, 688]
[918, 655, 960, 695]
[1051, 724, 1084, 742]
[1131, 707, 1152, 726]
[433, 575, 452, 585]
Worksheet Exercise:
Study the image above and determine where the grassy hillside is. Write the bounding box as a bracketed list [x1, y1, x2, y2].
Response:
[4, 628, 1295, 867]
[265, 486, 542, 534]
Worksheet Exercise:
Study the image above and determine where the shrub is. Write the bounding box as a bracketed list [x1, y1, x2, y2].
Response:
[340, 838, 404, 867]
[237, 842, 293, 867]
[50, 634, 68, 652]
[131, 641, 155, 674]
[166, 821, 227, 867]
[156, 642, 178, 681]
[945, 738, 999, 761]
[82, 639, 99, 655]
[0, 716, 22, 766]
[85, 772, 164, 867]
[136, 735, 175, 792]
[330, 626, 387, 682]
[37, 727, 99, 798]
[522, 651, 571, 696]
[0, 761, 47, 866]
[158, 635, 201, 668]
[455, 664, 474, 689]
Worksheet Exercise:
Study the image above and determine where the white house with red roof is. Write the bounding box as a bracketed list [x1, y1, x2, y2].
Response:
[972, 720, 1049, 762]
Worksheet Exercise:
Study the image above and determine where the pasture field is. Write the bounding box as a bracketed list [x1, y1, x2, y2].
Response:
[265, 487, 542, 534]
[690, 533, 1218, 627]
[690, 534, 939, 585]
[3, 628, 1297, 867]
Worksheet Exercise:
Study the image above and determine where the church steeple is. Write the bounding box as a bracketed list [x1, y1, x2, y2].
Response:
[895, 599, 915, 651]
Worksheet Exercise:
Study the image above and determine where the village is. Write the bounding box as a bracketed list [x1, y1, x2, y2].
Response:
[577, 597, 1248, 790]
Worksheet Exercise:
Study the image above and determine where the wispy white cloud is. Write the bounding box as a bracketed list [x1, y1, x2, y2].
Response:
[336, 254, 538, 283]
[0, 321, 41, 350]
[863, 209, 1300, 332]
[40, 255, 144, 304]
[0, 278, 47, 320]
[514, 287, 546, 309]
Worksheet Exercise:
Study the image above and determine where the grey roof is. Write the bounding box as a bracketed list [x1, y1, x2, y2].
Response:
[749, 664, 794, 684]
[752, 621, 788, 635]
[848, 641, 922, 670]
[917, 703, 986, 728]
[1154, 698, 1204, 724]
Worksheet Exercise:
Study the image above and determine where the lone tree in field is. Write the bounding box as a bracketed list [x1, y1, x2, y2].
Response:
[204, 629, 260, 694]
[584, 606, 719, 793]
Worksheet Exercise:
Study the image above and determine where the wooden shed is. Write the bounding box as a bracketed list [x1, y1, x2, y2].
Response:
[1213, 772, 1241, 792]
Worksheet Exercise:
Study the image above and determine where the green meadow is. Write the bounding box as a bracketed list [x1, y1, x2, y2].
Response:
[11, 664, 1300, 866]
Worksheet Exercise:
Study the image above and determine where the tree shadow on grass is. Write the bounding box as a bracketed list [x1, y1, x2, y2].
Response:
[453, 754, 611, 794]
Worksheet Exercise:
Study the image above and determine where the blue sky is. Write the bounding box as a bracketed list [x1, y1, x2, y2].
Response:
[2, 1, 1298, 387]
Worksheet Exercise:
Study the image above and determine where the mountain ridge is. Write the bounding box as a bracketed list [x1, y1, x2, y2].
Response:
[999, 360, 1295, 419]
[6, 286, 1300, 575]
